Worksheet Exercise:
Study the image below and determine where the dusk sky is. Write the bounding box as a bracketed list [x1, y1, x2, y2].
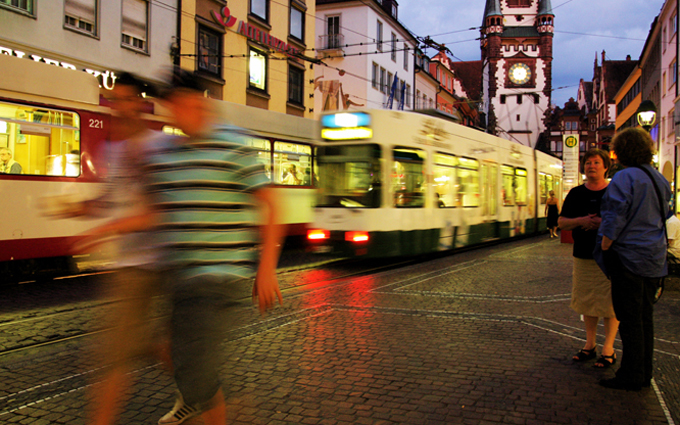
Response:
[395, 0, 665, 108]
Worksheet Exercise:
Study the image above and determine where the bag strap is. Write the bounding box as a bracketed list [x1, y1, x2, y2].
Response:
[634, 165, 668, 243]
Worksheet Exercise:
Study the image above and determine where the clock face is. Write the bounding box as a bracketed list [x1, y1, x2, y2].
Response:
[509, 63, 531, 85]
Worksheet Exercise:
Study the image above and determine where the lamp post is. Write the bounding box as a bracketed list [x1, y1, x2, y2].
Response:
[636, 100, 657, 132]
[636, 99, 659, 168]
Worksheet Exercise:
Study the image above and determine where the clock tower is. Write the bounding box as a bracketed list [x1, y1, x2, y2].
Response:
[481, 0, 554, 147]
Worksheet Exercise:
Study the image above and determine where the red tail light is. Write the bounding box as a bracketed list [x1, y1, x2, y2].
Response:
[307, 229, 330, 240]
[345, 231, 369, 243]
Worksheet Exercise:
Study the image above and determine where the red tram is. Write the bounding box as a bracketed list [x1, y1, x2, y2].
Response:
[0, 54, 317, 281]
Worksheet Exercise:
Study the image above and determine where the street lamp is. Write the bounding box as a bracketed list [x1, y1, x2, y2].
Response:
[636, 100, 657, 131]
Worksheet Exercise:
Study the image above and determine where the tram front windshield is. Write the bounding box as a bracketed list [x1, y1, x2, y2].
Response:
[316, 144, 381, 208]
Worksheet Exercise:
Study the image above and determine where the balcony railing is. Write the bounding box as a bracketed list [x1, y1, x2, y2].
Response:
[318, 34, 345, 52]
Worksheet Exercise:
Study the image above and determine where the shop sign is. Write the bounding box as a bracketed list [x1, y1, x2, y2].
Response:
[0, 45, 117, 90]
[211, 6, 301, 56]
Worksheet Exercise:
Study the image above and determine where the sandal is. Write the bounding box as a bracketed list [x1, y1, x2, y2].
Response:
[573, 347, 596, 361]
[594, 353, 617, 368]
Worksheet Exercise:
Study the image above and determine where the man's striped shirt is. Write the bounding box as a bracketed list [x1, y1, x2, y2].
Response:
[144, 125, 270, 280]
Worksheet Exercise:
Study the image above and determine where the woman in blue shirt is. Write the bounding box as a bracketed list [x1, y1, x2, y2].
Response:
[598, 127, 670, 391]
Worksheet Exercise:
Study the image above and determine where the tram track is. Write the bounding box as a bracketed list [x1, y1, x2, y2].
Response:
[0, 237, 540, 358]
[0, 255, 418, 358]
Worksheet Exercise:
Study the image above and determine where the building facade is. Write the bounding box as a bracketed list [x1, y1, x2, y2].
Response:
[0, 0, 177, 89]
[480, 0, 554, 148]
[314, 0, 417, 114]
[658, 0, 677, 182]
[413, 47, 438, 111]
[614, 66, 641, 132]
[176, 0, 315, 117]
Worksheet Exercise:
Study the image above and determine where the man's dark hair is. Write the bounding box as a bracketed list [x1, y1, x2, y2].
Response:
[115, 72, 148, 96]
[611, 127, 655, 167]
[162, 69, 207, 97]
[579, 148, 611, 174]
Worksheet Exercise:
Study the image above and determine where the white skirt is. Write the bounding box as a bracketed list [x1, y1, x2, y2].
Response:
[570, 257, 616, 318]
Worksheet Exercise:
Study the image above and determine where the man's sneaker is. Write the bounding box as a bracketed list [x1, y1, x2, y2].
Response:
[158, 392, 200, 425]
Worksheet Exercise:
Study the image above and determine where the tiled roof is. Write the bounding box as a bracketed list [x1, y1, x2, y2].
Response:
[538, 0, 554, 15]
[450, 60, 483, 101]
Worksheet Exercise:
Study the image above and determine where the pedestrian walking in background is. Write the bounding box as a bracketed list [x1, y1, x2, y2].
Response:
[149, 70, 284, 425]
[545, 189, 560, 238]
[558, 149, 620, 368]
[597, 127, 670, 391]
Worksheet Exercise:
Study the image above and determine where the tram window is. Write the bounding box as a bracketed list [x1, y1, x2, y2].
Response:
[434, 153, 458, 208]
[0, 102, 81, 177]
[501, 165, 515, 206]
[315, 144, 381, 208]
[273, 141, 312, 186]
[393, 147, 426, 208]
[458, 157, 479, 207]
[539, 173, 547, 204]
[546, 174, 554, 200]
[553, 175, 561, 199]
[244, 136, 272, 182]
[515, 168, 528, 205]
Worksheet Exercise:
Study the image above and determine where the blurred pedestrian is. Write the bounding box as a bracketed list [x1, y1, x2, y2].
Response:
[149, 70, 284, 425]
[545, 190, 560, 238]
[597, 127, 670, 391]
[48, 72, 163, 425]
[558, 149, 619, 368]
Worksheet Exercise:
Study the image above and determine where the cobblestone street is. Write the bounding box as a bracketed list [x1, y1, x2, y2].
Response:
[1, 235, 678, 424]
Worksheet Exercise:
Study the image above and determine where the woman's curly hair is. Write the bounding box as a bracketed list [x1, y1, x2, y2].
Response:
[611, 127, 655, 167]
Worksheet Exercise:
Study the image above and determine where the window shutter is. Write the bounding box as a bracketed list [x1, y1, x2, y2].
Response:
[65, 0, 96, 23]
[122, 0, 147, 41]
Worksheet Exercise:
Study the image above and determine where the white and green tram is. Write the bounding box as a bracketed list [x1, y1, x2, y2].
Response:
[308, 109, 563, 257]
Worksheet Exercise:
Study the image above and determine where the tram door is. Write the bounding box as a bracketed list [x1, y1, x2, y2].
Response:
[480, 162, 499, 239]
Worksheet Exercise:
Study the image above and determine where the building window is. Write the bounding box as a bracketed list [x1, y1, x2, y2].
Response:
[290, 6, 304, 42]
[669, 110, 675, 135]
[673, 13, 678, 34]
[377, 20, 383, 52]
[387, 72, 393, 95]
[249, 48, 267, 91]
[288, 65, 304, 106]
[500, 95, 506, 104]
[198, 25, 222, 76]
[517, 94, 522, 104]
[405, 84, 411, 108]
[403, 44, 409, 71]
[0, 0, 33, 14]
[251, 0, 268, 22]
[372, 62, 379, 89]
[671, 61, 677, 87]
[380, 67, 386, 93]
[391, 32, 397, 61]
[326, 15, 340, 49]
[122, 0, 148, 52]
[65, 0, 97, 35]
